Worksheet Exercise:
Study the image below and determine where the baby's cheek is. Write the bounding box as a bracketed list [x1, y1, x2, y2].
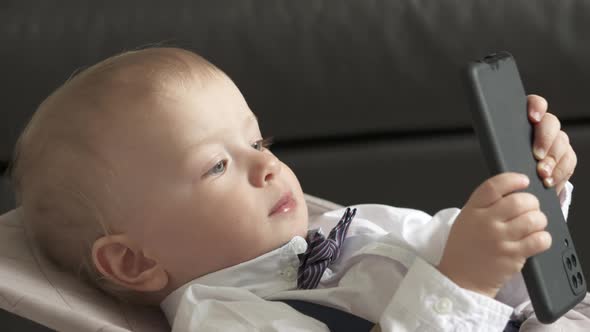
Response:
[282, 164, 303, 191]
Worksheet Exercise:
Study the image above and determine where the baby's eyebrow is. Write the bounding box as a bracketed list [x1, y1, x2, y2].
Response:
[183, 114, 259, 157]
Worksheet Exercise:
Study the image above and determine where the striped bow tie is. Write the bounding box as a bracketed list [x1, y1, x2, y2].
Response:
[297, 207, 357, 289]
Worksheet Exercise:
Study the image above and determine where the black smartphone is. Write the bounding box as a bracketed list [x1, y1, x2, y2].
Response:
[464, 51, 586, 323]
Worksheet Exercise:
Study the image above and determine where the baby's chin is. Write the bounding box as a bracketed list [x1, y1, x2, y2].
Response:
[290, 199, 309, 237]
[288, 214, 310, 243]
[266, 219, 310, 254]
[297, 215, 310, 238]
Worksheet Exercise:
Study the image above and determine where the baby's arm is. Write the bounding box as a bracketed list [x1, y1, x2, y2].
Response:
[355, 203, 515, 331]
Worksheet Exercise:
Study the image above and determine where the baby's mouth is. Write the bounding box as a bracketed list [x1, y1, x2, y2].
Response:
[269, 192, 296, 217]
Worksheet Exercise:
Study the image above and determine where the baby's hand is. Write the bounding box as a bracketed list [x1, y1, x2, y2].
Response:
[437, 173, 551, 298]
[528, 95, 577, 196]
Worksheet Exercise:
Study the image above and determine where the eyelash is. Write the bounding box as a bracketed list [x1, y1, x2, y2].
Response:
[251, 137, 274, 151]
[206, 137, 274, 176]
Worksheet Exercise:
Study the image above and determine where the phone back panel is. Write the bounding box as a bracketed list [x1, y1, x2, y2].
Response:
[465, 52, 586, 323]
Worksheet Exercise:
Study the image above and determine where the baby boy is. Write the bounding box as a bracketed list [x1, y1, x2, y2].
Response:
[9, 47, 579, 331]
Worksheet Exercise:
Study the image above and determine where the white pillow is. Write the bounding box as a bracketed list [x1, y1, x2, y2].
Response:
[0, 193, 342, 332]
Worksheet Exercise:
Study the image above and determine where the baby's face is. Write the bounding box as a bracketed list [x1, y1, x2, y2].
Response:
[101, 73, 309, 288]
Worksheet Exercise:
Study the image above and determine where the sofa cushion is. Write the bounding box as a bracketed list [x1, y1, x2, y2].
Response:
[2, 0, 590, 161]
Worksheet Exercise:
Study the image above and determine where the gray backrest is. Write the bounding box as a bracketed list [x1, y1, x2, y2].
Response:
[2, 0, 590, 162]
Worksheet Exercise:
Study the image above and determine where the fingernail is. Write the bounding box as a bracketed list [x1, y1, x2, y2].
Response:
[534, 147, 546, 159]
[544, 177, 554, 187]
[531, 111, 542, 122]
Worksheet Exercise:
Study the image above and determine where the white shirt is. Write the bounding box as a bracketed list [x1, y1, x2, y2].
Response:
[161, 183, 573, 331]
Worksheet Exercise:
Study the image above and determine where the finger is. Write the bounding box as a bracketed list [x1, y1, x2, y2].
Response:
[468, 173, 530, 208]
[527, 95, 548, 123]
[533, 113, 560, 160]
[517, 231, 552, 258]
[490, 192, 540, 221]
[505, 210, 547, 241]
[548, 146, 577, 189]
[537, 131, 569, 179]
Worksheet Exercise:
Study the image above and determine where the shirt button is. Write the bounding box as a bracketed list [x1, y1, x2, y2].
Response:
[433, 298, 453, 314]
[282, 266, 298, 282]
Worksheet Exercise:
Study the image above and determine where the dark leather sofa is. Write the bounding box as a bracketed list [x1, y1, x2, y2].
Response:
[1, 0, 589, 330]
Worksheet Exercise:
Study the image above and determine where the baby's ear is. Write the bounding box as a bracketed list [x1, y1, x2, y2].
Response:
[91, 234, 168, 292]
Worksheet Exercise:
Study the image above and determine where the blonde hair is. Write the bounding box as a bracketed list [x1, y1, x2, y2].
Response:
[9, 47, 223, 305]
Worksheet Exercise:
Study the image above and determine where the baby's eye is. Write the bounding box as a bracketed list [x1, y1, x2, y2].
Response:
[251, 137, 274, 151]
[207, 160, 227, 176]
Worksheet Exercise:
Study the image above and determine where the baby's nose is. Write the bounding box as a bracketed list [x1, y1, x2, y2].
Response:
[249, 153, 281, 187]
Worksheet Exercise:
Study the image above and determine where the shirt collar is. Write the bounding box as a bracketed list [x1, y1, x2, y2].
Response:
[160, 235, 308, 322]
